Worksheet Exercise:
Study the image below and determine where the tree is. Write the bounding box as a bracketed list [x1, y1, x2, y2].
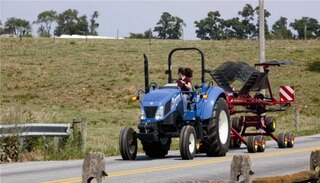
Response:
[290, 17, 320, 39]
[238, 4, 255, 38]
[224, 4, 256, 39]
[170, 17, 186, 39]
[224, 17, 246, 39]
[128, 29, 154, 39]
[153, 12, 186, 39]
[271, 17, 292, 39]
[128, 32, 144, 39]
[89, 11, 99, 35]
[194, 11, 225, 40]
[54, 9, 78, 36]
[77, 15, 89, 35]
[54, 9, 90, 36]
[238, 4, 256, 38]
[254, 6, 271, 38]
[0, 20, 3, 34]
[154, 12, 174, 39]
[144, 29, 153, 39]
[194, 19, 208, 40]
[4, 17, 32, 36]
[34, 10, 57, 37]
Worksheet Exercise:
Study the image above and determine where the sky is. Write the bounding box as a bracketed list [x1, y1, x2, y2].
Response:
[1, 0, 319, 40]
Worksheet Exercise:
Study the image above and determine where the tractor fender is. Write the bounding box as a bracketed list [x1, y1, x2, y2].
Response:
[198, 86, 226, 120]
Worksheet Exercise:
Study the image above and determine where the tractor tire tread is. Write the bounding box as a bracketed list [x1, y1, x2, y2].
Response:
[119, 127, 137, 160]
[180, 125, 196, 160]
[205, 98, 230, 157]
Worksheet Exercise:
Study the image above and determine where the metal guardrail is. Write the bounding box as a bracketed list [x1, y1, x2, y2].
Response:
[0, 123, 71, 138]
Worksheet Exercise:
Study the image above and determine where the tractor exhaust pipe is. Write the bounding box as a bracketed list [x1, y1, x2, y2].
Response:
[143, 54, 149, 93]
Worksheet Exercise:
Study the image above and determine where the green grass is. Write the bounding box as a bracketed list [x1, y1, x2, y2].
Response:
[1, 37, 320, 160]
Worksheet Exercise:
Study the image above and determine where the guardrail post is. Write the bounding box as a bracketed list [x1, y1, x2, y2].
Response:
[230, 155, 254, 183]
[53, 137, 66, 151]
[72, 119, 81, 150]
[72, 119, 87, 151]
[81, 118, 87, 152]
[19, 137, 25, 151]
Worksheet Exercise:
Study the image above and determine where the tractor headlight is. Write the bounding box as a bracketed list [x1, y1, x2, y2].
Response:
[140, 108, 146, 120]
[155, 105, 164, 120]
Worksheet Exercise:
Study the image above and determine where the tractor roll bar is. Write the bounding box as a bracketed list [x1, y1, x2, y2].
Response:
[167, 48, 205, 84]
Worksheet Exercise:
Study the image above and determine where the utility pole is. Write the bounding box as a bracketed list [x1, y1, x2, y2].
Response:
[259, 0, 265, 95]
[259, 0, 265, 67]
[117, 29, 119, 40]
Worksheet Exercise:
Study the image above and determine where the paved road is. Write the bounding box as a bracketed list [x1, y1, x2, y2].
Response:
[1, 134, 319, 183]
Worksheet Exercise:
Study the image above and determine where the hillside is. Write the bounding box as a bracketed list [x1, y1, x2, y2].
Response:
[1, 38, 319, 158]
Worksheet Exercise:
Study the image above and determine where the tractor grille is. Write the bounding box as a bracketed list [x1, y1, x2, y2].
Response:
[144, 106, 158, 118]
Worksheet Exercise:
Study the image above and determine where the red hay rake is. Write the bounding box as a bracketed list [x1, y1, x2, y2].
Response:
[207, 60, 295, 153]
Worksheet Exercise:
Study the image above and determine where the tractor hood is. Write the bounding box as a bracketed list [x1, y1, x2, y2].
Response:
[142, 87, 181, 107]
[140, 87, 182, 121]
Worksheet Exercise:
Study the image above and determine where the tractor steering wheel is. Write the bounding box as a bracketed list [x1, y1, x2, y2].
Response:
[149, 82, 158, 90]
[171, 79, 178, 83]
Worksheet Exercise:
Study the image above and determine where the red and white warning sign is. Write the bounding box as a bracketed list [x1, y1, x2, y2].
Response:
[279, 86, 294, 102]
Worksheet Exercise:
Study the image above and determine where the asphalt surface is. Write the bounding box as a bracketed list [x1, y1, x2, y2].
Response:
[1, 134, 319, 183]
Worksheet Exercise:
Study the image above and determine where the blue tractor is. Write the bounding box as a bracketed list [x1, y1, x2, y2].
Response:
[119, 48, 231, 160]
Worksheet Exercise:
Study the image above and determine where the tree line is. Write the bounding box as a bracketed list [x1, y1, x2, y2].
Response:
[0, 4, 319, 40]
[0, 9, 99, 37]
[129, 4, 320, 40]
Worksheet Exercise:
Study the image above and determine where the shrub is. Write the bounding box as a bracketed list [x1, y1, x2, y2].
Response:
[307, 60, 320, 73]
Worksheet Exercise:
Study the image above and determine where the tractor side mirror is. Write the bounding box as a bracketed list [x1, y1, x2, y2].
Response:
[165, 70, 169, 74]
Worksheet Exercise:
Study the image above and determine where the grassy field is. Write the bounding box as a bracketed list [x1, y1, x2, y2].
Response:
[1, 37, 319, 160]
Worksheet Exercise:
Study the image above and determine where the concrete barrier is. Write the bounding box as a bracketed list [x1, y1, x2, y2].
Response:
[82, 152, 108, 183]
[230, 155, 254, 183]
[229, 150, 320, 183]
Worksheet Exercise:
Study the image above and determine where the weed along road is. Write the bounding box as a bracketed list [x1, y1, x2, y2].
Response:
[1, 134, 319, 183]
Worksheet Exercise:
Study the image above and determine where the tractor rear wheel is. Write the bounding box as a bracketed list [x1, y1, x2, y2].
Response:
[247, 136, 258, 153]
[266, 117, 276, 132]
[205, 98, 230, 157]
[180, 125, 196, 160]
[278, 132, 288, 148]
[119, 127, 137, 160]
[285, 132, 294, 148]
[256, 135, 266, 152]
[141, 137, 171, 159]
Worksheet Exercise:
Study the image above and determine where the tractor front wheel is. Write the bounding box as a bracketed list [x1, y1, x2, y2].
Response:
[119, 127, 138, 160]
[205, 98, 230, 157]
[180, 125, 197, 160]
